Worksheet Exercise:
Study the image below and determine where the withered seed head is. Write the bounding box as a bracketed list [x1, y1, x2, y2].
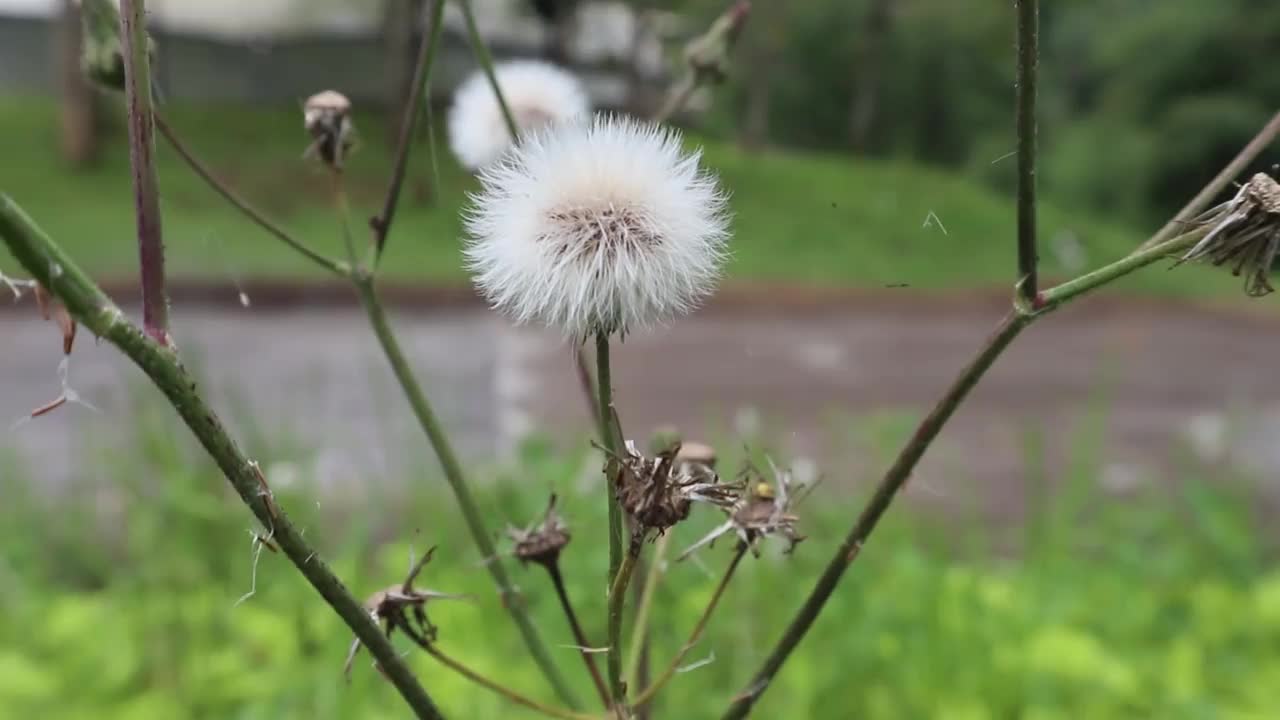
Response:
[1176, 172, 1280, 297]
[507, 494, 572, 568]
[303, 90, 357, 170]
[679, 458, 808, 561]
[613, 440, 740, 537]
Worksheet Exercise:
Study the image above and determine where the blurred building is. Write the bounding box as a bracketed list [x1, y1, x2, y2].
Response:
[0, 0, 674, 108]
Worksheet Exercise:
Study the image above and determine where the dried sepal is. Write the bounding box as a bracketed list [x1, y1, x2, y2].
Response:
[1176, 172, 1280, 297]
[506, 494, 572, 568]
[610, 440, 740, 538]
[679, 457, 808, 560]
[33, 284, 76, 356]
[303, 90, 357, 170]
[343, 546, 470, 681]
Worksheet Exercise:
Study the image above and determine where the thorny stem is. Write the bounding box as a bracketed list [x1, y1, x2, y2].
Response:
[1136, 110, 1280, 253]
[118, 0, 168, 344]
[154, 115, 348, 277]
[625, 533, 669, 688]
[545, 563, 613, 710]
[355, 276, 581, 710]
[457, 0, 518, 138]
[607, 533, 642, 703]
[719, 113, 1280, 717]
[423, 645, 598, 720]
[632, 544, 746, 707]
[1014, 0, 1038, 301]
[371, 0, 446, 261]
[0, 196, 445, 720]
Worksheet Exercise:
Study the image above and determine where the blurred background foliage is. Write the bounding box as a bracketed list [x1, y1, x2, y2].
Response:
[682, 0, 1279, 228]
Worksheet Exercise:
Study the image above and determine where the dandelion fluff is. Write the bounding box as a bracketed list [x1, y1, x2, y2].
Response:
[464, 115, 731, 338]
[448, 60, 590, 171]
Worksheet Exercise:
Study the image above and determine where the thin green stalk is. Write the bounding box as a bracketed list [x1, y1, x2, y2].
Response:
[154, 115, 348, 277]
[457, 0, 518, 136]
[632, 544, 746, 707]
[331, 172, 359, 268]
[118, 0, 168, 343]
[606, 534, 642, 702]
[1136, 110, 1280, 252]
[372, 0, 447, 261]
[719, 111, 1280, 717]
[595, 333, 625, 637]
[719, 312, 1030, 719]
[625, 533, 669, 687]
[0, 196, 445, 720]
[545, 563, 612, 709]
[653, 75, 697, 125]
[355, 277, 580, 709]
[423, 645, 598, 720]
[1014, 0, 1038, 301]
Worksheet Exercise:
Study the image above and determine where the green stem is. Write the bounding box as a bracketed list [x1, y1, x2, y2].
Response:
[546, 563, 613, 710]
[633, 544, 745, 707]
[457, 0, 518, 138]
[354, 276, 581, 710]
[1014, 0, 1038, 301]
[720, 312, 1029, 719]
[154, 115, 348, 277]
[118, 0, 168, 344]
[718, 109, 1280, 715]
[424, 645, 597, 720]
[595, 333, 624, 641]
[607, 534, 642, 702]
[625, 532, 669, 687]
[0, 196, 445, 720]
[372, 0, 447, 261]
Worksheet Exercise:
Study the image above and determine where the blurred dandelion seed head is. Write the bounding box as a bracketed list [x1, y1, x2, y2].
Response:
[448, 61, 590, 171]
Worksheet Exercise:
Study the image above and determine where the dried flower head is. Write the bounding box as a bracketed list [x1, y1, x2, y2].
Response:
[464, 115, 731, 338]
[448, 60, 591, 171]
[303, 90, 357, 170]
[343, 546, 469, 680]
[680, 458, 808, 560]
[1176, 172, 1280, 297]
[612, 440, 740, 537]
[506, 494, 572, 568]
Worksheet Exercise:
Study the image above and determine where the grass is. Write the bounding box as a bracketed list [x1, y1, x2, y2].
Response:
[0, 95, 1249, 297]
[2, 398, 1279, 719]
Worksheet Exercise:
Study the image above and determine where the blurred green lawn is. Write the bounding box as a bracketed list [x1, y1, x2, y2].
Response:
[2, 406, 1278, 719]
[0, 95, 1248, 297]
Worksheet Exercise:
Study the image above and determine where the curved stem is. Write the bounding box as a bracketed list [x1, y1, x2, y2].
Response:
[424, 645, 598, 720]
[457, 0, 518, 137]
[355, 277, 581, 710]
[546, 563, 612, 709]
[1014, 0, 1038, 301]
[606, 533, 642, 702]
[632, 544, 745, 707]
[154, 115, 348, 277]
[0, 196, 445, 720]
[653, 75, 697, 125]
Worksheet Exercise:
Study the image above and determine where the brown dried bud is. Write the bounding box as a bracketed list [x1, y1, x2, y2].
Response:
[683, 0, 751, 85]
[613, 440, 740, 537]
[1176, 172, 1280, 297]
[303, 90, 357, 170]
[507, 495, 572, 568]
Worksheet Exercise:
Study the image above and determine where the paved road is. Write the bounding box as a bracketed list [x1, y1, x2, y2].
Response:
[5, 296, 1280, 519]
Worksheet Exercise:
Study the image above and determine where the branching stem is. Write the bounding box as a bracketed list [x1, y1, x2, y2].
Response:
[546, 563, 613, 710]
[423, 645, 598, 720]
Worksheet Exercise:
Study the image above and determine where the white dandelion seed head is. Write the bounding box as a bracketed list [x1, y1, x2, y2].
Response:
[448, 60, 591, 171]
[463, 114, 731, 338]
